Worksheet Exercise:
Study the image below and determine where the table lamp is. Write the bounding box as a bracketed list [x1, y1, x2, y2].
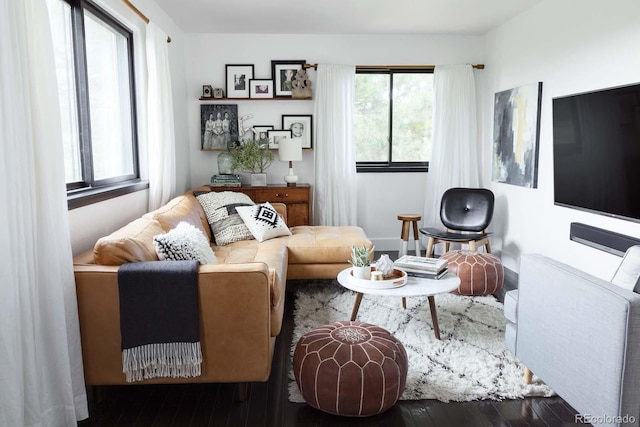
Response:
[278, 137, 303, 186]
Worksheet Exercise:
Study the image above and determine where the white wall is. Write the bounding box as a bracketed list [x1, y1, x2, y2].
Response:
[185, 33, 483, 250]
[480, 0, 640, 277]
[68, 0, 189, 255]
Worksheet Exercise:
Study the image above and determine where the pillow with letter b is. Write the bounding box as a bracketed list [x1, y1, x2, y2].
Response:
[236, 202, 291, 242]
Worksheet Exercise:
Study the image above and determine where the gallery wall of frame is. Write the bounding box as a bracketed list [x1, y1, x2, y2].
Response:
[199, 60, 314, 152]
[200, 60, 310, 100]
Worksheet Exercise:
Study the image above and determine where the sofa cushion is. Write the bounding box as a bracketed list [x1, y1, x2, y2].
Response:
[94, 218, 163, 265]
[237, 202, 291, 242]
[286, 226, 371, 264]
[212, 239, 260, 264]
[196, 191, 255, 246]
[153, 221, 217, 264]
[611, 245, 640, 292]
[211, 236, 288, 266]
[144, 195, 210, 240]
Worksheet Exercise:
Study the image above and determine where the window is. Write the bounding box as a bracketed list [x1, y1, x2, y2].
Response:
[355, 69, 434, 172]
[46, 0, 145, 208]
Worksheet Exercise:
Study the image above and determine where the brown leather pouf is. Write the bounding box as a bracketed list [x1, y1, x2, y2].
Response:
[441, 250, 504, 295]
[293, 320, 408, 417]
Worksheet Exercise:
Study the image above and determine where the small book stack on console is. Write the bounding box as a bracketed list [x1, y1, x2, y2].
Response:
[393, 255, 448, 280]
[210, 174, 242, 187]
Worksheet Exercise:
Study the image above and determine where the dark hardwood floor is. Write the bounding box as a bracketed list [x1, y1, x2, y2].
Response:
[79, 274, 585, 427]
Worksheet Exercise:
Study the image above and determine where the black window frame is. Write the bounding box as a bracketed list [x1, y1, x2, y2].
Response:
[58, 0, 147, 209]
[355, 67, 434, 173]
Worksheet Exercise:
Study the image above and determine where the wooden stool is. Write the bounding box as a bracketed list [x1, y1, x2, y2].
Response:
[398, 214, 421, 258]
[398, 214, 422, 311]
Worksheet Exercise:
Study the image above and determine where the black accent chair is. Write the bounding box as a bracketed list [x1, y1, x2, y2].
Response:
[420, 188, 495, 257]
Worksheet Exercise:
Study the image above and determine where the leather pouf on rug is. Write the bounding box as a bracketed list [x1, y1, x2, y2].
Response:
[289, 281, 554, 403]
[442, 250, 504, 296]
[293, 320, 408, 417]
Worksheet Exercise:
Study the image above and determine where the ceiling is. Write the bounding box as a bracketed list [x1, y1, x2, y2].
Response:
[153, 0, 543, 35]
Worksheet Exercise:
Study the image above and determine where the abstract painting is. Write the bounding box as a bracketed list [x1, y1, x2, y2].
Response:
[492, 82, 543, 188]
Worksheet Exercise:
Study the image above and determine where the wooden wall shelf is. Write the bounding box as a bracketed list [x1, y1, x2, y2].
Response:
[199, 97, 311, 101]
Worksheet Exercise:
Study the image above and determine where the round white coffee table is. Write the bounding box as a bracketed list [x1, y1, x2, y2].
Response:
[336, 268, 460, 340]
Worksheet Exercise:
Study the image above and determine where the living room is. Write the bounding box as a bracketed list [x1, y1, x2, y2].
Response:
[3, 0, 640, 426]
[65, 0, 640, 279]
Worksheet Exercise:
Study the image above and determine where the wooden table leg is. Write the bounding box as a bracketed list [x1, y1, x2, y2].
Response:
[351, 292, 364, 321]
[402, 297, 407, 309]
[428, 296, 441, 340]
[524, 367, 533, 384]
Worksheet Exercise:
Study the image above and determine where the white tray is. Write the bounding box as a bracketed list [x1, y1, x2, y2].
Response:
[349, 268, 407, 289]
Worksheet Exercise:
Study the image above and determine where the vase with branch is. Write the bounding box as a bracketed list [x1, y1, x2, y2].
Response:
[231, 139, 274, 186]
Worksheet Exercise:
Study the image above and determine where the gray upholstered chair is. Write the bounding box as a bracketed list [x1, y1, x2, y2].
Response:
[505, 246, 640, 427]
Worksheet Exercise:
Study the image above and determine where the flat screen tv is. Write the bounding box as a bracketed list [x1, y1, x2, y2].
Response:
[552, 82, 640, 223]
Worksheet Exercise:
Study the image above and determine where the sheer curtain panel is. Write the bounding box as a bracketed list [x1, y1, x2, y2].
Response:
[423, 64, 480, 229]
[313, 64, 357, 226]
[147, 22, 176, 210]
[0, 0, 88, 425]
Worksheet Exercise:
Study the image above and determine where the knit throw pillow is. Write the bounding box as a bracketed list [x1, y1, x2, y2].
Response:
[196, 191, 255, 245]
[153, 221, 217, 264]
[236, 202, 291, 242]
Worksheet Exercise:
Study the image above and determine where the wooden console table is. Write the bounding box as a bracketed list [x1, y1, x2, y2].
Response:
[209, 184, 311, 226]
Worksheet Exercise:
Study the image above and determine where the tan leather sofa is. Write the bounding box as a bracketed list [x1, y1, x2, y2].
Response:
[73, 186, 371, 387]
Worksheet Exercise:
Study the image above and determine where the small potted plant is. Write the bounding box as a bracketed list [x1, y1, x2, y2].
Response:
[349, 244, 375, 279]
[231, 139, 274, 186]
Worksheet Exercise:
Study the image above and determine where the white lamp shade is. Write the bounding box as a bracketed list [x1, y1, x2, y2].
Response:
[278, 137, 303, 161]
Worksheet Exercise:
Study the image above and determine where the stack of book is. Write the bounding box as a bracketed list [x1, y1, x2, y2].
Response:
[211, 174, 241, 187]
[393, 255, 448, 280]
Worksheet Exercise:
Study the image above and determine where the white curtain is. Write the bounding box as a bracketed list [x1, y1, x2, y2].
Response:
[422, 64, 480, 228]
[313, 64, 357, 226]
[0, 0, 88, 425]
[147, 22, 176, 210]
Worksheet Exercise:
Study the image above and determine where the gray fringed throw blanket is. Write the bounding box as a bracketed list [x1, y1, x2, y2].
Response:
[118, 260, 202, 382]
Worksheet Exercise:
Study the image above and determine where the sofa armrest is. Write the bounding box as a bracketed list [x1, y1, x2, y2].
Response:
[74, 262, 279, 384]
[517, 254, 640, 422]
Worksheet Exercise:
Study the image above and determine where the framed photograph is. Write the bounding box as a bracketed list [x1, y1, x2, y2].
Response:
[202, 85, 213, 98]
[249, 79, 274, 99]
[267, 129, 292, 150]
[200, 104, 239, 150]
[225, 64, 254, 98]
[271, 60, 306, 97]
[282, 114, 313, 149]
[253, 125, 274, 142]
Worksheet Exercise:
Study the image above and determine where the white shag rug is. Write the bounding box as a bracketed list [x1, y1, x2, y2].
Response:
[289, 281, 554, 403]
